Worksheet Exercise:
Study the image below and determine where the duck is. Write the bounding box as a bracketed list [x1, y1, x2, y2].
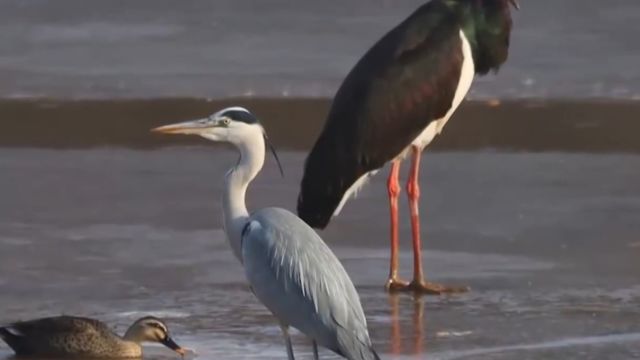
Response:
[0, 315, 186, 358]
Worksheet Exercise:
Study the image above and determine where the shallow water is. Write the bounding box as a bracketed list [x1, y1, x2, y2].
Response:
[0, 0, 638, 99]
[1, 149, 640, 359]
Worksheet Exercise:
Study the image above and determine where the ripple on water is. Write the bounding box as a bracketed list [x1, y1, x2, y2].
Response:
[113, 310, 192, 319]
[431, 332, 640, 360]
[0, 236, 33, 246]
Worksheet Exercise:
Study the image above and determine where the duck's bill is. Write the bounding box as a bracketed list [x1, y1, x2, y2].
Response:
[509, 0, 520, 10]
[151, 119, 209, 135]
[161, 336, 187, 356]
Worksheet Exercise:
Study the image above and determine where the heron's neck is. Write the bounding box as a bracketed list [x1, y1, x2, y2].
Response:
[223, 134, 265, 261]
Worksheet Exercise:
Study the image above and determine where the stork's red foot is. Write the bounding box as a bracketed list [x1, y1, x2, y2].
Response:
[386, 279, 470, 295]
[407, 280, 470, 295]
[385, 277, 410, 292]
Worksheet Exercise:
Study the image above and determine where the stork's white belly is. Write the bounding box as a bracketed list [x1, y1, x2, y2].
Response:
[333, 30, 475, 217]
[405, 29, 475, 154]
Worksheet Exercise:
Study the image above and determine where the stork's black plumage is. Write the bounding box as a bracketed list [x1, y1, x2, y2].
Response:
[298, 0, 514, 228]
[297, 0, 516, 294]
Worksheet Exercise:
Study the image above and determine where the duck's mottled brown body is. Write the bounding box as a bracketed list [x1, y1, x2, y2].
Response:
[0, 315, 184, 358]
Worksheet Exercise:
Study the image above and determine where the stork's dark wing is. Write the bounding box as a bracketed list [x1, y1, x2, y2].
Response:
[298, 0, 465, 228]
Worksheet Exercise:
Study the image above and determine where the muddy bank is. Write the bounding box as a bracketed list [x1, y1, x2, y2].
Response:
[0, 98, 638, 152]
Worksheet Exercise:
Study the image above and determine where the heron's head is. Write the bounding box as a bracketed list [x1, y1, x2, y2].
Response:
[152, 107, 264, 146]
[124, 316, 186, 357]
[152, 106, 284, 175]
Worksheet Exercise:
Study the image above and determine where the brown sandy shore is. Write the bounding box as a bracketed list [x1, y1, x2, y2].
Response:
[0, 98, 638, 152]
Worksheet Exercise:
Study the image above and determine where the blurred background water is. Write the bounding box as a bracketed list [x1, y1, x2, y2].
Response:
[0, 0, 638, 99]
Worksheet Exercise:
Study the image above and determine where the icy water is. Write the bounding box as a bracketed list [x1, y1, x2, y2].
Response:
[0, 0, 639, 99]
[1, 0, 639, 358]
[1, 148, 639, 359]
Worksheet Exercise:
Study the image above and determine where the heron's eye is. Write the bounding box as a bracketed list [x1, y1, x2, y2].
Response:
[222, 118, 231, 126]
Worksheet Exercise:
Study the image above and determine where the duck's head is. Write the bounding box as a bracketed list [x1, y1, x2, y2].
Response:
[124, 316, 186, 357]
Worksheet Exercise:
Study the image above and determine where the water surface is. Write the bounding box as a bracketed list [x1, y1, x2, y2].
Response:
[1, 149, 639, 359]
[0, 0, 638, 99]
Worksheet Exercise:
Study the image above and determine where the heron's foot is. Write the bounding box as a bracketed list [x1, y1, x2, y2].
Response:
[385, 277, 410, 292]
[407, 279, 470, 295]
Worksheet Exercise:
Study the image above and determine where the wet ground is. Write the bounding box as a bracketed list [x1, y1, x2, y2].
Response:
[1, 148, 639, 359]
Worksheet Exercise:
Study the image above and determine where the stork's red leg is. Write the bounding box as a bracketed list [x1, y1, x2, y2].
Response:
[385, 160, 409, 291]
[406, 146, 469, 295]
[406, 146, 426, 284]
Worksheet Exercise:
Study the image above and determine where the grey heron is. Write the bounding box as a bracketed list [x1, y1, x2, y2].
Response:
[152, 107, 380, 360]
[0, 316, 186, 358]
[298, 0, 517, 294]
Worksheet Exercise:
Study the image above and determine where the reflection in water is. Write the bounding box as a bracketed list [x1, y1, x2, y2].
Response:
[413, 296, 424, 355]
[389, 295, 401, 355]
[388, 294, 425, 356]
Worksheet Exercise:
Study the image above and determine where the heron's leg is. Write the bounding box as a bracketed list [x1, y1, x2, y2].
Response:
[312, 340, 319, 360]
[385, 160, 409, 292]
[405, 146, 469, 295]
[280, 324, 295, 360]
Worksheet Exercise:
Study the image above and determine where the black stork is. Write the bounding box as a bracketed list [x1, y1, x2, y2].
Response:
[298, 0, 518, 294]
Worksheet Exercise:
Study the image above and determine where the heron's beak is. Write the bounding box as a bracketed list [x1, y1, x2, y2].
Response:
[509, 0, 520, 10]
[161, 336, 187, 357]
[151, 119, 210, 136]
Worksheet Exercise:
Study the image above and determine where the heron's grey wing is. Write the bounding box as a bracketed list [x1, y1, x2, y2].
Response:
[242, 208, 377, 359]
